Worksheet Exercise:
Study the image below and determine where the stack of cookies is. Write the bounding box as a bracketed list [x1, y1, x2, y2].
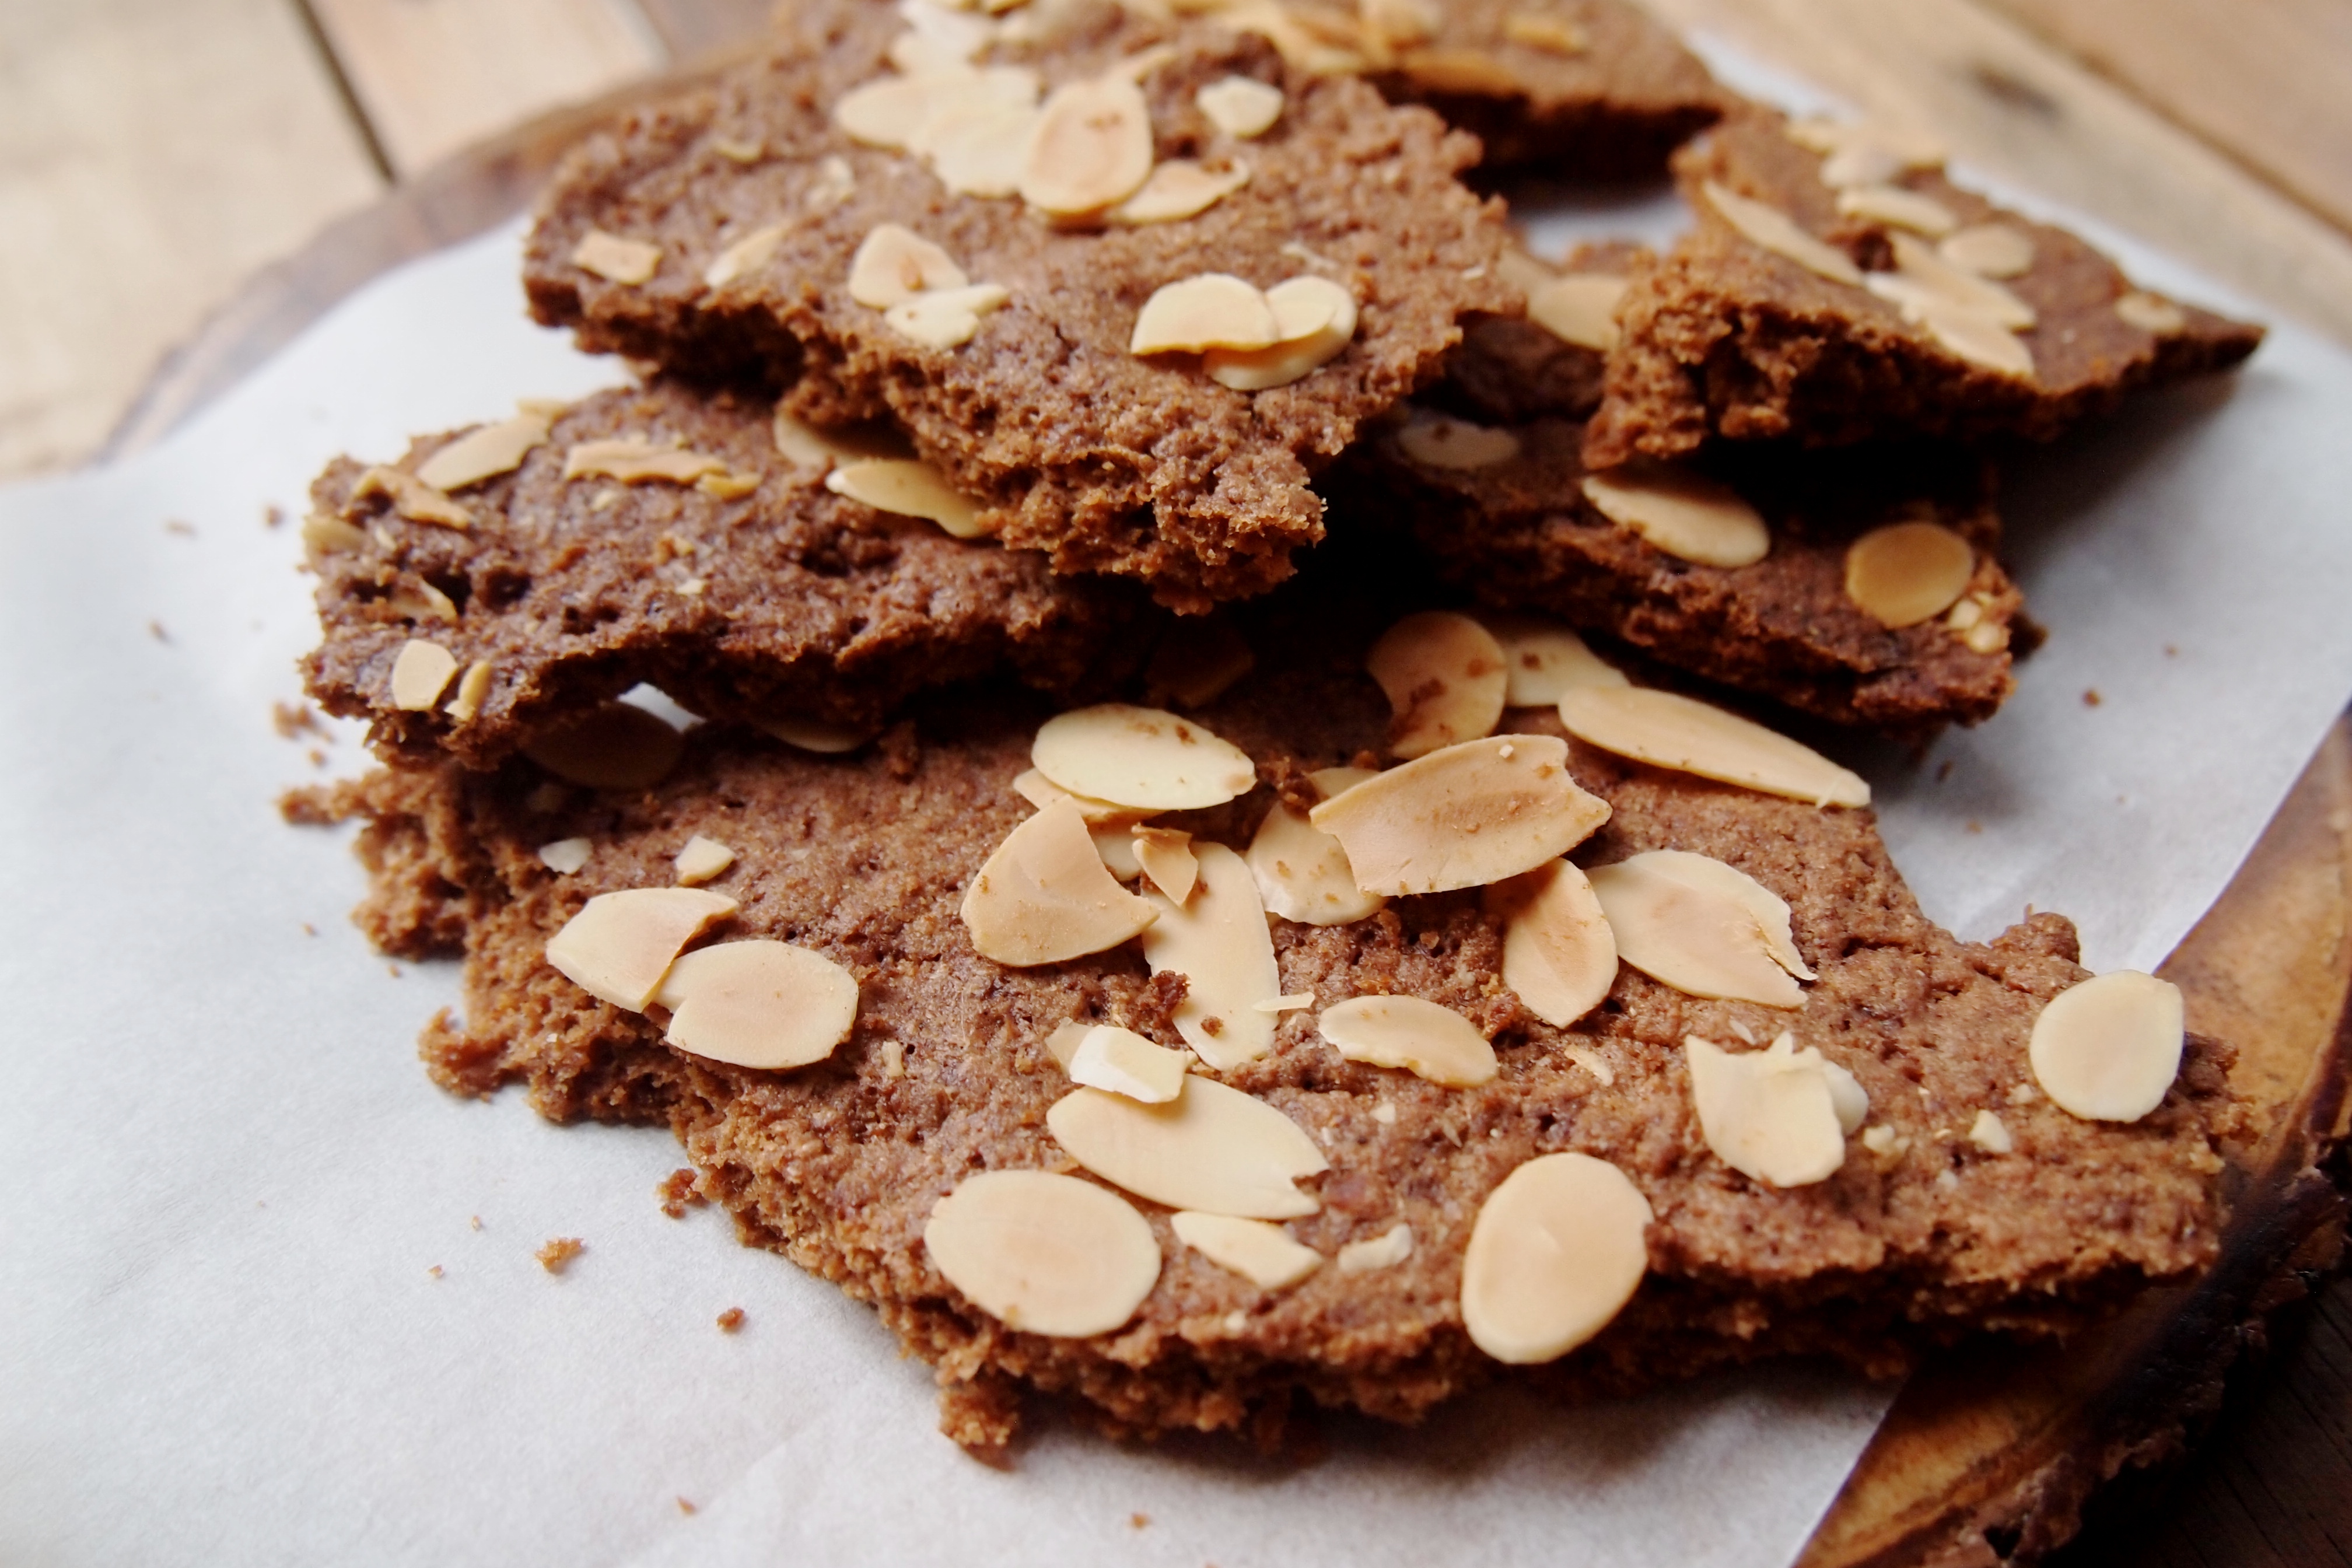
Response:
[292, 0, 2263, 1454]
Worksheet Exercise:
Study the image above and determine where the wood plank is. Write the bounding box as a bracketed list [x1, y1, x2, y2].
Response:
[1982, 0, 2352, 242]
[0, 0, 383, 482]
[632, 0, 777, 60]
[1643, 0, 2352, 348]
[304, 0, 669, 177]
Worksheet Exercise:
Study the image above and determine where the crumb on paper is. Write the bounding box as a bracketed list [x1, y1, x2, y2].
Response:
[657, 1168, 705, 1217]
[309, 748, 329, 768]
[1966, 820, 1983, 834]
[536, 1237, 584, 1273]
[264, 504, 286, 529]
[272, 701, 325, 740]
[148, 620, 169, 643]
[2082, 688, 2102, 706]
[469, 1214, 484, 1231]
[386, 963, 402, 979]
[1129, 1513, 1150, 1529]
[716, 1307, 746, 1333]
[301, 922, 318, 937]
[676, 1497, 697, 1516]
[164, 518, 196, 537]
[1936, 758, 1954, 782]
[427, 1265, 444, 1279]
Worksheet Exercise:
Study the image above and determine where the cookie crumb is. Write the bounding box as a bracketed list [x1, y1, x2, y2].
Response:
[469, 1214, 484, 1231]
[148, 620, 169, 643]
[1129, 1513, 1151, 1529]
[272, 701, 323, 740]
[536, 1237, 584, 1273]
[301, 922, 318, 937]
[427, 1265, 444, 1279]
[676, 1497, 697, 1516]
[657, 1168, 706, 1217]
[717, 1307, 746, 1333]
[2082, 688, 2102, 706]
[264, 504, 286, 528]
[164, 518, 196, 537]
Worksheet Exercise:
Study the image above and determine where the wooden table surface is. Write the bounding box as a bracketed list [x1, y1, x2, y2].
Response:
[5, 2, 2348, 1563]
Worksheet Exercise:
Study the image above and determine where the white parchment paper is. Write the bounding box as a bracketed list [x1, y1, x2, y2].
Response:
[5, 104, 2352, 1568]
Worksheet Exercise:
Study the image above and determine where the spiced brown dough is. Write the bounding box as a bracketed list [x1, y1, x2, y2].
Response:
[522, 0, 1515, 611]
[300, 379, 1157, 769]
[1581, 108, 2264, 467]
[1432, 242, 1649, 428]
[307, 602, 2242, 1452]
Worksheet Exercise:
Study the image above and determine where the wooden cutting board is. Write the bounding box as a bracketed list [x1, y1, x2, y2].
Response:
[110, 64, 2352, 1568]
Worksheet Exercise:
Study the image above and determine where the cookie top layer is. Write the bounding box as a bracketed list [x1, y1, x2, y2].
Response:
[300, 379, 1153, 768]
[1581, 108, 2264, 466]
[523, 0, 1514, 611]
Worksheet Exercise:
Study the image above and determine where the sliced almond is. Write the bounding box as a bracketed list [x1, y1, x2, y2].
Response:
[1067, 1024, 1191, 1103]
[923, 1170, 1161, 1338]
[1144, 620, 1254, 708]
[673, 834, 736, 886]
[350, 466, 473, 530]
[2115, 292, 2188, 335]
[444, 659, 494, 723]
[1556, 687, 1870, 807]
[1825, 1060, 1870, 1135]
[927, 102, 1044, 198]
[1845, 520, 1975, 628]
[1589, 856, 1803, 1007]
[415, 407, 556, 491]
[1701, 181, 1862, 286]
[1867, 283, 2036, 377]
[1308, 735, 1612, 895]
[1835, 184, 1958, 236]
[1461, 1152, 1651, 1364]
[545, 887, 738, 1010]
[302, 510, 369, 558]
[1477, 612, 1628, 706]
[2028, 970, 2184, 1123]
[1938, 224, 2036, 279]
[835, 69, 973, 149]
[1395, 410, 1522, 470]
[825, 458, 988, 537]
[389, 639, 459, 712]
[753, 715, 871, 754]
[771, 408, 910, 472]
[1020, 74, 1154, 216]
[1564, 1044, 1614, 1086]
[538, 838, 591, 875]
[1618, 849, 1813, 981]
[904, 67, 1045, 160]
[1130, 274, 1281, 355]
[653, 939, 858, 1069]
[1132, 826, 1199, 903]
[1787, 118, 1948, 187]
[1968, 1108, 2014, 1154]
[1171, 1212, 1321, 1289]
[1047, 1077, 1328, 1219]
[571, 229, 661, 285]
[1684, 1034, 1847, 1186]
[562, 440, 729, 487]
[388, 580, 459, 624]
[1336, 1223, 1413, 1274]
[1881, 233, 2037, 328]
[1204, 275, 1357, 390]
[1580, 468, 1769, 569]
[1360, 0, 1440, 54]
[961, 797, 1160, 967]
[883, 282, 1012, 351]
[522, 702, 685, 790]
[1366, 611, 1508, 760]
[1195, 74, 1284, 138]
[1396, 47, 1521, 93]
[1093, 824, 1144, 880]
[1111, 159, 1250, 225]
[1318, 995, 1497, 1088]
[1139, 844, 1280, 1070]
[1031, 704, 1257, 811]
[1256, 993, 1315, 1014]
[1247, 765, 1385, 927]
[1486, 859, 1616, 1027]
[848, 224, 969, 309]
[1502, 12, 1588, 53]
[1012, 766, 1159, 827]
[1527, 272, 1628, 352]
[703, 221, 791, 289]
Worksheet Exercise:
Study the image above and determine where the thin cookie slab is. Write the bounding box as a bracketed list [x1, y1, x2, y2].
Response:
[301, 379, 1153, 768]
[310, 612, 2238, 1449]
[522, 1, 1513, 611]
[1433, 241, 1647, 427]
[1582, 108, 2264, 467]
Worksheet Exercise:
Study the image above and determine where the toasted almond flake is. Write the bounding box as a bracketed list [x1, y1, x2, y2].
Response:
[928, 101, 1044, 197]
[1939, 223, 2035, 278]
[1461, 1152, 1651, 1364]
[416, 408, 556, 491]
[1619, 848, 1813, 979]
[545, 887, 738, 1010]
[1311, 735, 1610, 895]
[825, 458, 988, 537]
[1580, 468, 1769, 569]
[1702, 181, 1863, 286]
[522, 702, 685, 790]
[805, 153, 858, 211]
[771, 409, 910, 473]
[1093, 824, 1144, 880]
[1171, 1212, 1321, 1289]
[1195, 74, 1284, 137]
[1398, 47, 1522, 93]
[923, 1170, 1160, 1337]
[1021, 74, 1154, 215]
[1247, 765, 1386, 926]
[1872, 289, 2036, 377]
[351, 465, 474, 530]
[1048, 1077, 1327, 1219]
[848, 224, 970, 309]
[1557, 687, 1870, 807]
[1395, 410, 1521, 470]
[1044, 1020, 1091, 1071]
[2028, 970, 2185, 1122]
[1255, 993, 1315, 1013]
[538, 838, 592, 874]
[1212, 0, 1368, 74]
[562, 440, 729, 487]
[1564, 1044, 1614, 1086]
[1476, 612, 1628, 706]
[1836, 183, 1958, 236]
[1012, 766, 1159, 827]
[1882, 233, 2038, 328]
[703, 221, 791, 289]
[1502, 12, 1587, 52]
[652, 939, 858, 1069]
[1787, 118, 1948, 187]
[1031, 704, 1257, 811]
[1111, 159, 1251, 224]
[673, 834, 737, 886]
[390, 639, 460, 712]
[961, 797, 1160, 966]
[1145, 620, 1254, 708]
[695, 471, 759, 501]
[753, 714, 870, 754]
[1140, 844, 1280, 1069]
[443, 659, 494, 724]
[1130, 273, 1281, 355]
[1684, 1034, 1847, 1186]
[1367, 611, 1508, 759]
[1861, 1123, 1905, 1157]
[710, 135, 762, 162]
[1825, 1059, 1869, 1133]
[2115, 291, 2188, 334]
[571, 229, 661, 285]
[301, 510, 369, 558]
[1486, 859, 1616, 1027]
[1590, 855, 1805, 1007]
[884, 282, 1012, 350]
[1845, 520, 1976, 628]
[835, 69, 971, 149]
[1068, 1025, 1191, 1103]
[1947, 596, 1985, 632]
[1968, 1108, 2014, 1154]
[1523, 271, 1628, 352]
[1204, 275, 1357, 389]
[1494, 244, 1558, 299]
[1360, 0, 1440, 54]
[1132, 826, 1199, 903]
[387, 579, 459, 624]
[1963, 618, 2011, 656]
[1318, 995, 1497, 1088]
[902, 66, 1044, 158]
[1336, 1222, 1413, 1273]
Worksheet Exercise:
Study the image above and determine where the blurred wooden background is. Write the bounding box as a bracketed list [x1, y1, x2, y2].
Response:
[1, 2, 2346, 1563]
